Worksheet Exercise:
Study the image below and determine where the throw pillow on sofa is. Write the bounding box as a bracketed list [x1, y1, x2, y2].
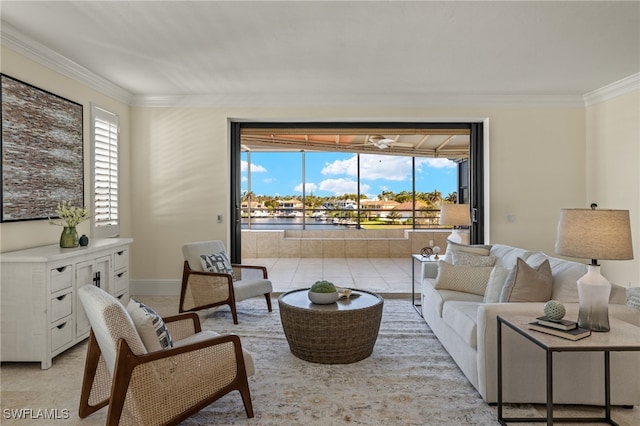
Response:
[435, 260, 494, 296]
[483, 266, 510, 303]
[445, 240, 492, 257]
[499, 257, 553, 302]
[452, 252, 498, 267]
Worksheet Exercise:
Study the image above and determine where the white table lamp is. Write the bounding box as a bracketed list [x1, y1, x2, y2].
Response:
[555, 205, 634, 331]
[439, 203, 471, 244]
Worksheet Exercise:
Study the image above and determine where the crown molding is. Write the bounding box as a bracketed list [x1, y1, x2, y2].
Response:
[1, 22, 133, 105]
[583, 73, 640, 106]
[130, 92, 585, 109]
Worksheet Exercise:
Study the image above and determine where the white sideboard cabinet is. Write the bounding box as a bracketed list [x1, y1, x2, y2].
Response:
[1, 238, 133, 369]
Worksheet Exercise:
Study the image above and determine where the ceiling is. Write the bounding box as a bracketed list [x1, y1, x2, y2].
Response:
[1, 1, 639, 107]
[241, 128, 470, 158]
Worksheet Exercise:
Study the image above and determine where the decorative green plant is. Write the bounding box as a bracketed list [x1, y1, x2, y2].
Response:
[310, 280, 337, 293]
[48, 201, 90, 228]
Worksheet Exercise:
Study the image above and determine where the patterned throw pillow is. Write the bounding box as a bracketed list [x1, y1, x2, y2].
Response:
[127, 299, 174, 351]
[452, 252, 497, 267]
[200, 251, 236, 280]
[499, 258, 553, 302]
[627, 287, 640, 311]
[434, 260, 494, 296]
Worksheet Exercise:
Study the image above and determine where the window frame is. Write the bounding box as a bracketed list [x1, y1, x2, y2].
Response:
[91, 104, 120, 238]
[230, 121, 484, 262]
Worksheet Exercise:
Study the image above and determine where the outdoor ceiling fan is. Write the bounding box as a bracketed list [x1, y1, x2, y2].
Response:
[367, 135, 396, 149]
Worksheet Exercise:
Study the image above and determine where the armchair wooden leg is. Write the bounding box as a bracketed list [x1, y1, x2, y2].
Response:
[79, 331, 110, 418]
[238, 379, 254, 418]
[264, 293, 272, 312]
[230, 302, 239, 324]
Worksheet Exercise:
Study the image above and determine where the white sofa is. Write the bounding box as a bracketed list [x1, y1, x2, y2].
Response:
[421, 243, 640, 405]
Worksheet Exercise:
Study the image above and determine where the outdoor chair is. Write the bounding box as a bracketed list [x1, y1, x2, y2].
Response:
[77, 284, 254, 426]
[180, 240, 273, 324]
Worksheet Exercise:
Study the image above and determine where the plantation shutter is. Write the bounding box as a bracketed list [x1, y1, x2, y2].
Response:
[92, 106, 119, 237]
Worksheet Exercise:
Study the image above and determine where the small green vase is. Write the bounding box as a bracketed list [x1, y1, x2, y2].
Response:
[60, 226, 79, 248]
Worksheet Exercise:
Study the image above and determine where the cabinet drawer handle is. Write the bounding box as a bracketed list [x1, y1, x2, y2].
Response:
[56, 294, 67, 301]
[56, 266, 67, 273]
[56, 323, 67, 330]
[116, 272, 125, 278]
[117, 250, 125, 256]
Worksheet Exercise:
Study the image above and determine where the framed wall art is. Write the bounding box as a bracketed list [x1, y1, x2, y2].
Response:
[1, 74, 84, 222]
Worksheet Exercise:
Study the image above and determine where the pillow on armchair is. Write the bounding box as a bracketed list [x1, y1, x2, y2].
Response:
[200, 251, 236, 280]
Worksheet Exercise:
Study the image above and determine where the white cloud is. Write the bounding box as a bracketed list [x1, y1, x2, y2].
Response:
[319, 178, 370, 195]
[294, 182, 318, 193]
[321, 155, 358, 176]
[241, 160, 267, 173]
[322, 154, 413, 181]
[416, 157, 457, 169]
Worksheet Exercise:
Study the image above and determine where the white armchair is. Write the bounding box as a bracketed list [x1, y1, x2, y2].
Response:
[180, 240, 273, 324]
[77, 284, 254, 425]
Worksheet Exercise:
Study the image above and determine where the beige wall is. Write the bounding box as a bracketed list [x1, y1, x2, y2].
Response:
[4, 45, 637, 289]
[586, 90, 640, 286]
[0, 47, 132, 252]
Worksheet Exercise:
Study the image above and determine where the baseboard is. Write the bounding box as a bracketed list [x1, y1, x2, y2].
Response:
[130, 279, 181, 296]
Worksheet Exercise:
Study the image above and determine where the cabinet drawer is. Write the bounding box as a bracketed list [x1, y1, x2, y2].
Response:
[114, 249, 129, 271]
[50, 265, 73, 293]
[114, 291, 129, 305]
[113, 270, 128, 294]
[51, 320, 74, 352]
[50, 292, 73, 323]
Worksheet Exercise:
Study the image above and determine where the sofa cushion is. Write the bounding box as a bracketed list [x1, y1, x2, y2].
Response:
[483, 266, 510, 303]
[452, 252, 498, 267]
[446, 240, 492, 256]
[423, 280, 483, 317]
[489, 244, 534, 269]
[499, 258, 553, 302]
[442, 301, 481, 349]
[435, 260, 494, 296]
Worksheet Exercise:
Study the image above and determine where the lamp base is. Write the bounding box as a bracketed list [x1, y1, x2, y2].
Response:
[577, 264, 611, 332]
[447, 229, 470, 245]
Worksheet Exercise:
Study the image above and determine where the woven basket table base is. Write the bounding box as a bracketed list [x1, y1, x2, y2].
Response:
[278, 289, 384, 364]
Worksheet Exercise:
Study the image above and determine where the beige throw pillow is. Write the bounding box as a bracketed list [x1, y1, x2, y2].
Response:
[499, 258, 553, 303]
[434, 260, 494, 296]
[452, 252, 497, 267]
[446, 240, 492, 257]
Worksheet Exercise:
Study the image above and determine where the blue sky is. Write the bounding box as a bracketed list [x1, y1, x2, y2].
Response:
[242, 151, 458, 199]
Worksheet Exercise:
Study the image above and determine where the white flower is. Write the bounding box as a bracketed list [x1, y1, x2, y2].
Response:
[48, 201, 90, 227]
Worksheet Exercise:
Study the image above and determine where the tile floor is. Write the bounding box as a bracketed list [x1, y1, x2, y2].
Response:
[244, 257, 413, 295]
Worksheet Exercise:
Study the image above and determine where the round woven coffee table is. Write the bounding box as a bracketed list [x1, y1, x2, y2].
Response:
[278, 288, 384, 364]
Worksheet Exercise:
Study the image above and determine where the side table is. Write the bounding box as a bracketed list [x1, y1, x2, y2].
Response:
[497, 314, 640, 425]
[412, 254, 437, 317]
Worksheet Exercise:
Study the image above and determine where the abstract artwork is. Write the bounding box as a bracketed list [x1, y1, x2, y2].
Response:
[1, 74, 83, 222]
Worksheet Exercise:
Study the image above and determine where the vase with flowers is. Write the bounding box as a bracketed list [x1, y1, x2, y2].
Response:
[49, 201, 91, 248]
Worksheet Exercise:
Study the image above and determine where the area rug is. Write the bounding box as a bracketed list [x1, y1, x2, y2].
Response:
[183, 297, 503, 425]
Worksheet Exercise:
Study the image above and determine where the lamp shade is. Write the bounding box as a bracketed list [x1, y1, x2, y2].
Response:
[439, 204, 471, 226]
[555, 208, 633, 261]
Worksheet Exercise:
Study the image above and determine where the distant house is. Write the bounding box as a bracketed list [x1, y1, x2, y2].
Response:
[360, 199, 400, 217]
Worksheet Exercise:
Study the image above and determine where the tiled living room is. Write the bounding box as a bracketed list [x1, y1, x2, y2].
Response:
[1, 2, 639, 425]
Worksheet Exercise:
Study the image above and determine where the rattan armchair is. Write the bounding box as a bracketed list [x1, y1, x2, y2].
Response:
[180, 240, 273, 324]
[77, 284, 254, 426]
